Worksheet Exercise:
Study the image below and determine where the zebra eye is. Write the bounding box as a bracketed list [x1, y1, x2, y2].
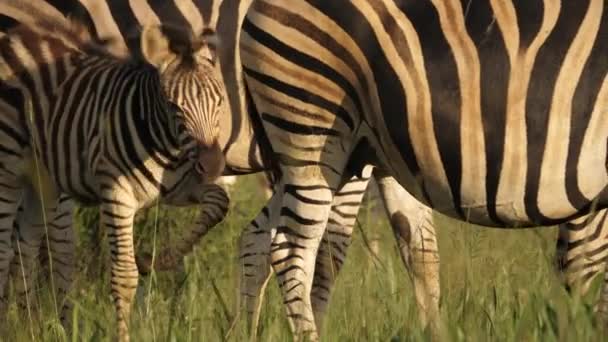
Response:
[168, 102, 184, 117]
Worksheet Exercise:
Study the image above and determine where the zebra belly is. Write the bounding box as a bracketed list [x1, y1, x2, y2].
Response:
[382, 138, 608, 228]
[43, 148, 99, 205]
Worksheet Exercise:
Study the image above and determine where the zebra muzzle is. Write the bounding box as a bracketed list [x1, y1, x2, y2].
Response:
[195, 141, 225, 182]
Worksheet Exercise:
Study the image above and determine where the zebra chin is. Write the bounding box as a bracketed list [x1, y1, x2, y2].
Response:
[194, 141, 226, 183]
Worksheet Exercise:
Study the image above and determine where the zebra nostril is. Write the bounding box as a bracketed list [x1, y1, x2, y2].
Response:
[195, 162, 206, 174]
[194, 141, 225, 182]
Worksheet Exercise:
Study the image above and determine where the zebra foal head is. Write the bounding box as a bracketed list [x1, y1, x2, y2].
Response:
[140, 24, 226, 183]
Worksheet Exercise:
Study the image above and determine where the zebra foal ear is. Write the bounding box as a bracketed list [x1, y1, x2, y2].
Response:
[196, 28, 219, 65]
[140, 25, 219, 68]
[140, 25, 177, 69]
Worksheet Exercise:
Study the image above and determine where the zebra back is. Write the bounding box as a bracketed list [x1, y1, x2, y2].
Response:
[0, 0, 266, 174]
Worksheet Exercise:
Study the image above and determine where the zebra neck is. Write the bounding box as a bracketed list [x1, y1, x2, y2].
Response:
[128, 66, 184, 166]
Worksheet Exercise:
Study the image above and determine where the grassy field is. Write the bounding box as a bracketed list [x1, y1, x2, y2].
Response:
[2, 175, 605, 341]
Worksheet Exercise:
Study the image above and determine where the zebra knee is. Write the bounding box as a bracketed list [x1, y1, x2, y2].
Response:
[390, 211, 412, 266]
[390, 211, 412, 246]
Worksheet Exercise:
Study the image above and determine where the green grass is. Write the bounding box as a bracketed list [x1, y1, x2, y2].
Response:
[2, 175, 605, 341]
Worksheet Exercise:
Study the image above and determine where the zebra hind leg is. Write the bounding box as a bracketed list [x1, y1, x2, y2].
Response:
[238, 193, 277, 338]
[43, 194, 75, 326]
[375, 171, 441, 333]
[310, 173, 371, 332]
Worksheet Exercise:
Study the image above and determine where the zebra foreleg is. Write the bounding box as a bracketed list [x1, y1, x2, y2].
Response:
[241, 174, 368, 336]
[556, 210, 608, 292]
[309, 174, 371, 331]
[136, 184, 229, 273]
[375, 172, 441, 332]
[0, 168, 22, 318]
[269, 167, 341, 341]
[557, 209, 608, 319]
[100, 186, 138, 342]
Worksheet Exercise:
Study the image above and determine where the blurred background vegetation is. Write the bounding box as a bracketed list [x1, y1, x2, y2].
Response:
[1, 174, 605, 341]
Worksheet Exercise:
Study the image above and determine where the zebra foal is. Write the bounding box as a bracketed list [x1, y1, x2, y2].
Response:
[0, 4, 228, 340]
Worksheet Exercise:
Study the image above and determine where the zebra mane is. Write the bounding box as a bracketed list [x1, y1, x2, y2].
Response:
[0, 0, 125, 60]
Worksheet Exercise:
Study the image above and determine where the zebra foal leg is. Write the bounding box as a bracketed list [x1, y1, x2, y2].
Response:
[9, 184, 50, 314]
[11, 191, 73, 317]
[136, 184, 229, 273]
[44, 194, 75, 324]
[100, 186, 138, 342]
[599, 266, 608, 323]
[375, 171, 440, 331]
[10, 193, 74, 325]
[0, 168, 22, 317]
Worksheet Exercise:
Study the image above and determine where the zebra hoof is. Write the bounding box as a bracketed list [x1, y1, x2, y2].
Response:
[153, 249, 180, 271]
[135, 250, 179, 275]
[135, 253, 153, 276]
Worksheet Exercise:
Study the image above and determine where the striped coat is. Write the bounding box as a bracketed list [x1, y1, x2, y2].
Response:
[0, 0, 442, 335]
[240, 0, 607, 338]
[0, 4, 229, 340]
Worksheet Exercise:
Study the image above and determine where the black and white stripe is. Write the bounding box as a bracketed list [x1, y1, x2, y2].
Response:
[0, 0, 443, 336]
[0, 4, 228, 340]
[239, 0, 607, 338]
[7, 1, 607, 339]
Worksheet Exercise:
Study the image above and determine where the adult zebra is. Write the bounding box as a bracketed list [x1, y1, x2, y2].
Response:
[238, 0, 608, 338]
[0, 0, 442, 333]
[4, 1, 608, 338]
[0, 3, 229, 340]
